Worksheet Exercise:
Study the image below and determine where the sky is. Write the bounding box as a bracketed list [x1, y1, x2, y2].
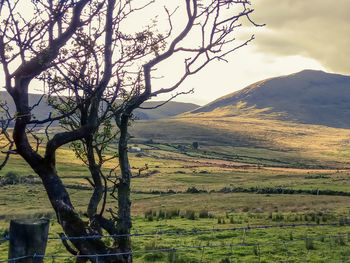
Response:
[1, 0, 349, 106]
[158, 0, 350, 105]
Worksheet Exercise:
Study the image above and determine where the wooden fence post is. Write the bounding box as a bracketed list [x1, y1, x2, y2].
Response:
[8, 219, 50, 263]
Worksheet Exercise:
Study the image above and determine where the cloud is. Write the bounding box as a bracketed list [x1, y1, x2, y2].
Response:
[248, 0, 350, 74]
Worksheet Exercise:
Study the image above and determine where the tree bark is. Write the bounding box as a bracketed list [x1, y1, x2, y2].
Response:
[116, 114, 133, 263]
[36, 165, 116, 262]
[86, 135, 104, 234]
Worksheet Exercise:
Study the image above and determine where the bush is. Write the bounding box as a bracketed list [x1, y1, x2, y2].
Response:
[185, 210, 196, 220]
[166, 209, 180, 219]
[3, 171, 20, 185]
[158, 209, 166, 219]
[144, 209, 153, 218]
[186, 187, 200, 193]
[199, 210, 209, 218]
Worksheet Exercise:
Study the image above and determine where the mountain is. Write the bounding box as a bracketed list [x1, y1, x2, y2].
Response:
[133, 101, 199, 120]
[0, 91, 199, 122]
[129, 70, 350, 168]
[191, 70, 350, 128]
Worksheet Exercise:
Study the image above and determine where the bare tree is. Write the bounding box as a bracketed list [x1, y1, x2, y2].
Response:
[0, 0, 263, 262]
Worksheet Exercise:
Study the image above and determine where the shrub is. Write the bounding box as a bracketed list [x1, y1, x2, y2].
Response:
[166, 209, 180, 219]
[186, 187, 200, 193]
[158, 209, 166, 219]
[144, 209, 153, 218]
[185, 210, 196, 220]
[316, 216, 320, 224]
[229, 216, 234, 224]
[3, 172, 20, 185]
[199, 210, 209, 218]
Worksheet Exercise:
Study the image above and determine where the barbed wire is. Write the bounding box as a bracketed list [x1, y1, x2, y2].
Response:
[0, 255, 30, 263]
[1, 232, 349, 262]
[44, 221, 350, 241]
[0, 221, 349, 243]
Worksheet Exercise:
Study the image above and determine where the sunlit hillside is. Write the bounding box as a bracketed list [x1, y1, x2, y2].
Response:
[130, 70, 350, 168]
[193, 70, 350, 128]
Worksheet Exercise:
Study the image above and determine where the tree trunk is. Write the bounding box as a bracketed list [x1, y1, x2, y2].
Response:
[86, 135, 104, 234]
[116, 114, 133, 263]
[11, 81, 130, 262]
[36, 166, 119, 263]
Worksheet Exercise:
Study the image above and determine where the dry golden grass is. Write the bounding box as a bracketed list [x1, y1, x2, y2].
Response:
[130, 109, 350, 168]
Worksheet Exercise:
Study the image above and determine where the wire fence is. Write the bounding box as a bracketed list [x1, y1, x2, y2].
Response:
[2, 220, 350, 262]
[0, 221, 347, 242]
[1, 232, 350, 262]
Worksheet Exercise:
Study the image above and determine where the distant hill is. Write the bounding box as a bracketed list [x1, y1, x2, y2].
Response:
[129, 70, 350, 168]
[134, 101, 199, 120]
[0, 91, 199, 122]
[191, 70, 350, 128]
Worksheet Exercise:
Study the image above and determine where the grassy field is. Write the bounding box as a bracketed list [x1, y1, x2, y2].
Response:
[130, 112, 350, 169]
[1, 143, 350, 262]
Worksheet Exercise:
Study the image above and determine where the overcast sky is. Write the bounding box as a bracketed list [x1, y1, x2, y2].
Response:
[1, 0, 349, 106]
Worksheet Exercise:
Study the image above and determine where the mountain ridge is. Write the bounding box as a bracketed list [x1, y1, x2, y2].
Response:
[190, 70, 350, 128]
[0, 91, 199, 122]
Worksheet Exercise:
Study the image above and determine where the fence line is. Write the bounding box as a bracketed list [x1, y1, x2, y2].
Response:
[0, 255, 30, 263]
[33, 221, 350, 241]
[0, 221, 349, 243]
[1, 232, 350, 262]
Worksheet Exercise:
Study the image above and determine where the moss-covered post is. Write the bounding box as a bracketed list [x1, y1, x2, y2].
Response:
[8, 219, 50, 263]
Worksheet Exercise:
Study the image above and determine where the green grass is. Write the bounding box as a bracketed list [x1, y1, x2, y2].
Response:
[2, 211, 350, 262]
[2, 142, 350, 261]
